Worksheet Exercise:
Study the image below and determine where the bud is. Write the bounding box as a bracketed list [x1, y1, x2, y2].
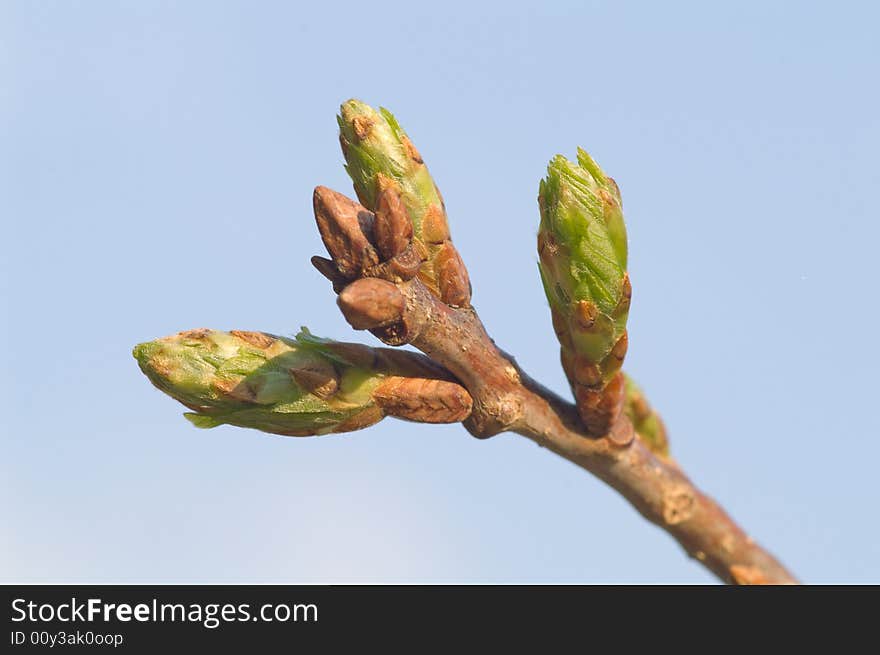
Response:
[313, 186, 379, 279]
[337, 99, 470, 306]
[337, 277, 406, 330]
[538, 149, 630, 434]
[133, 328, 471, 437]
[623, 374, 669, 456]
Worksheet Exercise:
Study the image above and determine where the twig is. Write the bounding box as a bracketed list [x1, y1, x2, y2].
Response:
[319, 186, 797, 585]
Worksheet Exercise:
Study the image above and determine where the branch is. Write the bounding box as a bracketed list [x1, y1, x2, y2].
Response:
[134, 99, 798, 584]
[318, 185, 797, 585]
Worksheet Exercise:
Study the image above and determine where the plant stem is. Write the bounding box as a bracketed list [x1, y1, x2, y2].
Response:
[322, 187, 797, 584]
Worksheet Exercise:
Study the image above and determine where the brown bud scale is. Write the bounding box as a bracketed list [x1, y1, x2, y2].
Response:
[230, 330, 275, 349]
[374, 181, 413, 259]
[310, 255, 342, 284]
[421, 204, 450, 244]
[212, 377, 258, 403]
[313, 186, 379, 278]
[363, 242, 424, 283]
[401, 136, 423, 163]
[563, 351, 603, 388]
[575, 300, 599, 330]
[290, 363, 339, 400]
[351, 115, 374, 140]
[551, 310, 573, 350]
[614, 274, 632, 316]
[373, 376, 472, 423]
[337, 278, 406, 330]
[178, 328, 212, 341]
[434, 242, 471, 307]
[611, 332, 628, 361]
[574, 371, 626, 436]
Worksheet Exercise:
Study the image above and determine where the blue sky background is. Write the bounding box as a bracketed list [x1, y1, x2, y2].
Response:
[3, 1, 878, 583]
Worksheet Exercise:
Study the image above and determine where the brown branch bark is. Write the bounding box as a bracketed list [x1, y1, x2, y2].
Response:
[400, 278, 795, 584]
[316, 186, 797, 585]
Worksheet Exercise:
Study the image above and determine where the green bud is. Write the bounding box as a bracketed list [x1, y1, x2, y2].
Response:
[623, 374, 669, 457]
[538, 148, 630, 386]
[133, 328, 386, 437]
[338, 99, 467, 304]
[338, 99, 444, 235]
